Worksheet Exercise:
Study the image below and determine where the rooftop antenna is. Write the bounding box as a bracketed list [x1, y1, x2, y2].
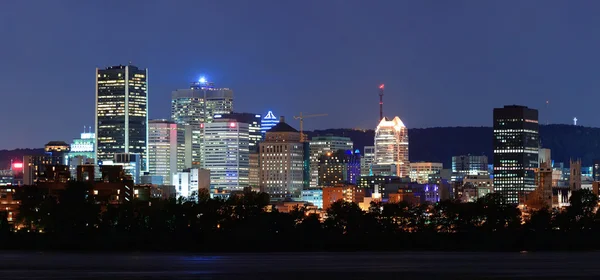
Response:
[379, 84, 385, 121]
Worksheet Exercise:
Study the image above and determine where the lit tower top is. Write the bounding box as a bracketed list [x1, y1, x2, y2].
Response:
[374, 116, 409, 177]
[261, 110, 279, 134]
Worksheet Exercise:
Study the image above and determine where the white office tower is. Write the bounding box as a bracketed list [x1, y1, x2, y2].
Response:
[148, 120, 183, 185]
[373, 117, 409, 177]
[201, 117, 250, 196]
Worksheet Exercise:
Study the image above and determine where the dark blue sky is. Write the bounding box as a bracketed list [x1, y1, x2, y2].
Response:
[1, 0, 599, 149]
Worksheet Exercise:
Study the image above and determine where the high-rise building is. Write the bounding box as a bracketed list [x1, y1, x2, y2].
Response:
[201, 117, 249, 195]
[309, 135, 354, 188]
[259, 117, 304, 200]
[260, 110, 278, 135]
[493, 105, 539, 204]
[451, 155, 489, 182]
[374, 117, 409, 177]
[317, 150, 361, 187]
[69, 127, 95, 162]
[360, 146, 375, 177]
[214, 113, 261, 153]
[96, 64, 148, 171]
[409, 162, 443, 184]
[148, 120, 182, 185]
[171, 79, 234, 167]
[322, 184, 365, 210]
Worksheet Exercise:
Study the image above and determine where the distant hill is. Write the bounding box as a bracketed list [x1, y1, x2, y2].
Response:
[1, 124, 597, 169]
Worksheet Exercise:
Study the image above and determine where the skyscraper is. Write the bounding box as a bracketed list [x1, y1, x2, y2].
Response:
[317, 150, 361, 186]
[148, 120, 182, 185]
[214, 113, 261, 152]
[171, 79, 234, 166]
[308, 135, 353, 188]
[493, 105, 539, 204]
[95, 64, 148, 171]
[373, 116, 409, 177]
[201, 117, 250, 196]
[260, 111, 278, 135]
[259, 117, 304, 200]
[451, 155, 489, 182]
[360, 146, 375, 177]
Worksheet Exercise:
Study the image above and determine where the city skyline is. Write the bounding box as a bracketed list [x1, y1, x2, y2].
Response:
[2, 1, 600, 149]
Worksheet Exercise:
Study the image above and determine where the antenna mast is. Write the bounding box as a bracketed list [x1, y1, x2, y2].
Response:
[379, 84, 385, 121]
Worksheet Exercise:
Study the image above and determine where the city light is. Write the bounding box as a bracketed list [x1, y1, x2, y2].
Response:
[229, 122, 236, 128]
[12, 163, 23, 169]
[199, 76, 207, 84]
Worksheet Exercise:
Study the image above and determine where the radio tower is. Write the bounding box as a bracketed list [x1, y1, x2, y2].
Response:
[379, 84, 385, 121]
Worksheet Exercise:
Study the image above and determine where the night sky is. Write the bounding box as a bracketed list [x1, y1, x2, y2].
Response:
[1, 1, 599, 149]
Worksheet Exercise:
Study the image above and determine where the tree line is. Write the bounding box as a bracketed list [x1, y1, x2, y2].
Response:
[1, 181, 600, 251]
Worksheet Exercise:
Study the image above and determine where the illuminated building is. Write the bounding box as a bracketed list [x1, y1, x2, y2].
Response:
[0, 184, 19, 223]
[201, 117, 250, 196]
[260, 110, 278, 135]
[102, 153, 142, 184]
[301, 189, 323, 209]
[148, 120, 183, 185]
[309, 135, 353, 188]
[527, 161, 553, 209]
[213, 113, 261, 152]
[374, 116, 409, 177]
[409, 162, 443, 184]
[45, 141, 70, 165]
[360, 146, 375, 177]
[451, 155, 488, 182]
[493, 105, 539, 204]
[317, 150, 360, 187]
[171, 79, 234, 167]
[68, 128, 96, 178]
[95, 64, 148, 171]
[259, 117, 304, 200]
[172, 168, 210, 198]
[322, 184, 365, 210]
[249, 153, 260, 189]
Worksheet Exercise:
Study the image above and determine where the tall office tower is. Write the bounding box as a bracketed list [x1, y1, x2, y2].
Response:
[373, 116, 409, 177]
[309, 135, 354, 188]
[148, 120, 182, 185]
[96, 64, 148, 171]
[360, 146, 375, 177]
[570, 158, 582, 191]
[171, 79, 234, 166]
[409, 162, 443, 184]
[248, 153, 260, 189]
[317, 150, 361, 187]
[259, 117, 304, 200]
[260, 111, 278, 135]
[451, 155, 489, 182]
[201, 117, 250, 195]
[214, 113, 261, 152]
[493, 105, 539, 204]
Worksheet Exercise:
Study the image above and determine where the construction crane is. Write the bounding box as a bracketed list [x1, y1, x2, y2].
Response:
[294, 112, 328, 142]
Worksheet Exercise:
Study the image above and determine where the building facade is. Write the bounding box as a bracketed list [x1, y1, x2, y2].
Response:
[451, 155, 489, 182]
[259, 117, 304, 200]
[493, 105, 539, 204]
[148, 120, 182, 185]
[171, 79, 234, 167]
[96, 64, 148, 171]
[322, 184, 365, 210]
[317, 150, 360, 187]
[172, 168, 210, 198]
[260, 110, 278, 135]
[374, 117, 409, 177]
[309, 135, 353, 188]
[360, 146, 375, 177]
[201, 117, 250, 195]
[409, 162, 443, 184]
